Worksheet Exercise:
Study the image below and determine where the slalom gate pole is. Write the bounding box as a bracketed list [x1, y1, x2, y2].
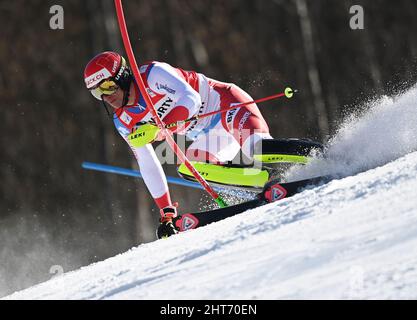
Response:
[82, 161, 217, 191]
[114, 0, 228, 208]
[165, 87, 297, 130]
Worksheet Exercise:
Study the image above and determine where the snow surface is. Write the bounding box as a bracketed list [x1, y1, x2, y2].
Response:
[4, 86, 417, 300]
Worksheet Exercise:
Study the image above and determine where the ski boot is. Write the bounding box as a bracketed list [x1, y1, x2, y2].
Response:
[156, 205, 180, 239]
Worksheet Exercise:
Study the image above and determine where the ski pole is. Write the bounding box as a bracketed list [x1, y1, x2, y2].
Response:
[114, 0, 228, 208]
[129, 87, 297, 143]
[164, 87, 296, 130]
[128, 84, 293, 146]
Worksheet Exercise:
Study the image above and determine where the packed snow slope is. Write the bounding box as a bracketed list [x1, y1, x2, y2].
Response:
[5, 86, 417, 300]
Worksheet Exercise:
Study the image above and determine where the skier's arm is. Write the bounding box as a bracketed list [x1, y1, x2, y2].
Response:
[119, 130, 173, 209]
[147, 62, 201, 132]
[133, 144, 172, 208]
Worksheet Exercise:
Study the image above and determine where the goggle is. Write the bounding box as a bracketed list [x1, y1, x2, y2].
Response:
[89, 79, 119, 100]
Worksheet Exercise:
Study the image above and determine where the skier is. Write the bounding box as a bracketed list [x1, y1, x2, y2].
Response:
[83, 51, 277, 239]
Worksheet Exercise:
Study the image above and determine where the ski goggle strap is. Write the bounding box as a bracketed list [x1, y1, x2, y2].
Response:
[89, 79, 119, 100]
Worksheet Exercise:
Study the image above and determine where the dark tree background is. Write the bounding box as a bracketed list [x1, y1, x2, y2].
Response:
[0, 0, 416, 296]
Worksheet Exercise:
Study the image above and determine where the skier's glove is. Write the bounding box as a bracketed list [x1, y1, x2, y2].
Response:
[128, 123, 161, 148]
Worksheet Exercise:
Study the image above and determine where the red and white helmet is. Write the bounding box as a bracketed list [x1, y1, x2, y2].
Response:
[84, 51, 132, 91]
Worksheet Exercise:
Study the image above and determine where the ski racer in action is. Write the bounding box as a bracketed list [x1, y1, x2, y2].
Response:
[83, 51, 321, 239]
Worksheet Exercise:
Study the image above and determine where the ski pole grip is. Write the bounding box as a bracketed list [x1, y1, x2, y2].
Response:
[284, 87, 295, 98]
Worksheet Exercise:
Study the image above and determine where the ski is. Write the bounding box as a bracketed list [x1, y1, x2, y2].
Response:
[177, 138, 325, 190]
[173, 175, 330, 232]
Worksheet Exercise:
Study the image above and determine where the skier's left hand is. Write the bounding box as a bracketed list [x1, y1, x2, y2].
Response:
[128, 123, 161, 147]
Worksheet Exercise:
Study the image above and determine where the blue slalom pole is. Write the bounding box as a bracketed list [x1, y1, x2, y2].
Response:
[82, 161, 212, 190]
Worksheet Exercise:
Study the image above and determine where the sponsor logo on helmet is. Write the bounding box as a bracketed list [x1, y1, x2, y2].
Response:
[85, 68, 112, 88]
[112, 60, 118, 73]
[114, 64, 125, 81]
[114, 57, 128, 82]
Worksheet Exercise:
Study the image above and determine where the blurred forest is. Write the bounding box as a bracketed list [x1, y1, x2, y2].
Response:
[1, 0, 417, 296]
